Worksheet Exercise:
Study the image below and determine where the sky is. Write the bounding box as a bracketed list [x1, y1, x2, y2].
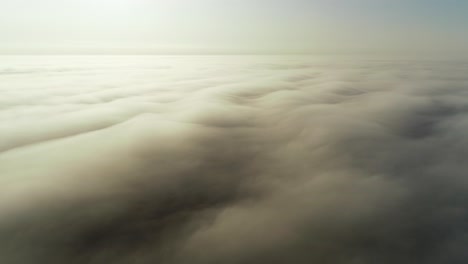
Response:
[1, 0, 468, 54]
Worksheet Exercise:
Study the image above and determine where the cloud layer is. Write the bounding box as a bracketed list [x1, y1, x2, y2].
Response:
[1, 55, 468, 264]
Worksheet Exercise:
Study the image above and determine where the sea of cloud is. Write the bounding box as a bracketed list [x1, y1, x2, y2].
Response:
[1, 55, 468, 264]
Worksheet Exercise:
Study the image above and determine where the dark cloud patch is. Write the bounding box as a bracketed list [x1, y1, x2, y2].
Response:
[1, 56, 468, 263]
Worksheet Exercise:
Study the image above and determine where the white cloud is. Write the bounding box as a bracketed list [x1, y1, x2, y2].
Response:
[1, 55, 468, 263]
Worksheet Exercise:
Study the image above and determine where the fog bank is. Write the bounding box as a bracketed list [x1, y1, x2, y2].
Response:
[1, 55, 468, 263]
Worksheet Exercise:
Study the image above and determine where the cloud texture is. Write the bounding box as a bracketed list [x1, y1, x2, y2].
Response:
[1, 55, 468, 264]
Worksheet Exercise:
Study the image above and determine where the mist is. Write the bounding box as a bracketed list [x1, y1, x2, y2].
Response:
[1, 55, 468, 263]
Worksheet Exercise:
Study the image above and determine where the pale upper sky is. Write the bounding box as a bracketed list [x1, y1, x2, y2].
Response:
[1, 0, 467, 54]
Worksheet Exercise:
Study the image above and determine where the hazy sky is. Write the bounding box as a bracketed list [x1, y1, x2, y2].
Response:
[1, 0, 468, 54]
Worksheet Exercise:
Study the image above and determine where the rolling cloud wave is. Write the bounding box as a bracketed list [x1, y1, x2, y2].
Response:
[1, 56, 468, 264]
